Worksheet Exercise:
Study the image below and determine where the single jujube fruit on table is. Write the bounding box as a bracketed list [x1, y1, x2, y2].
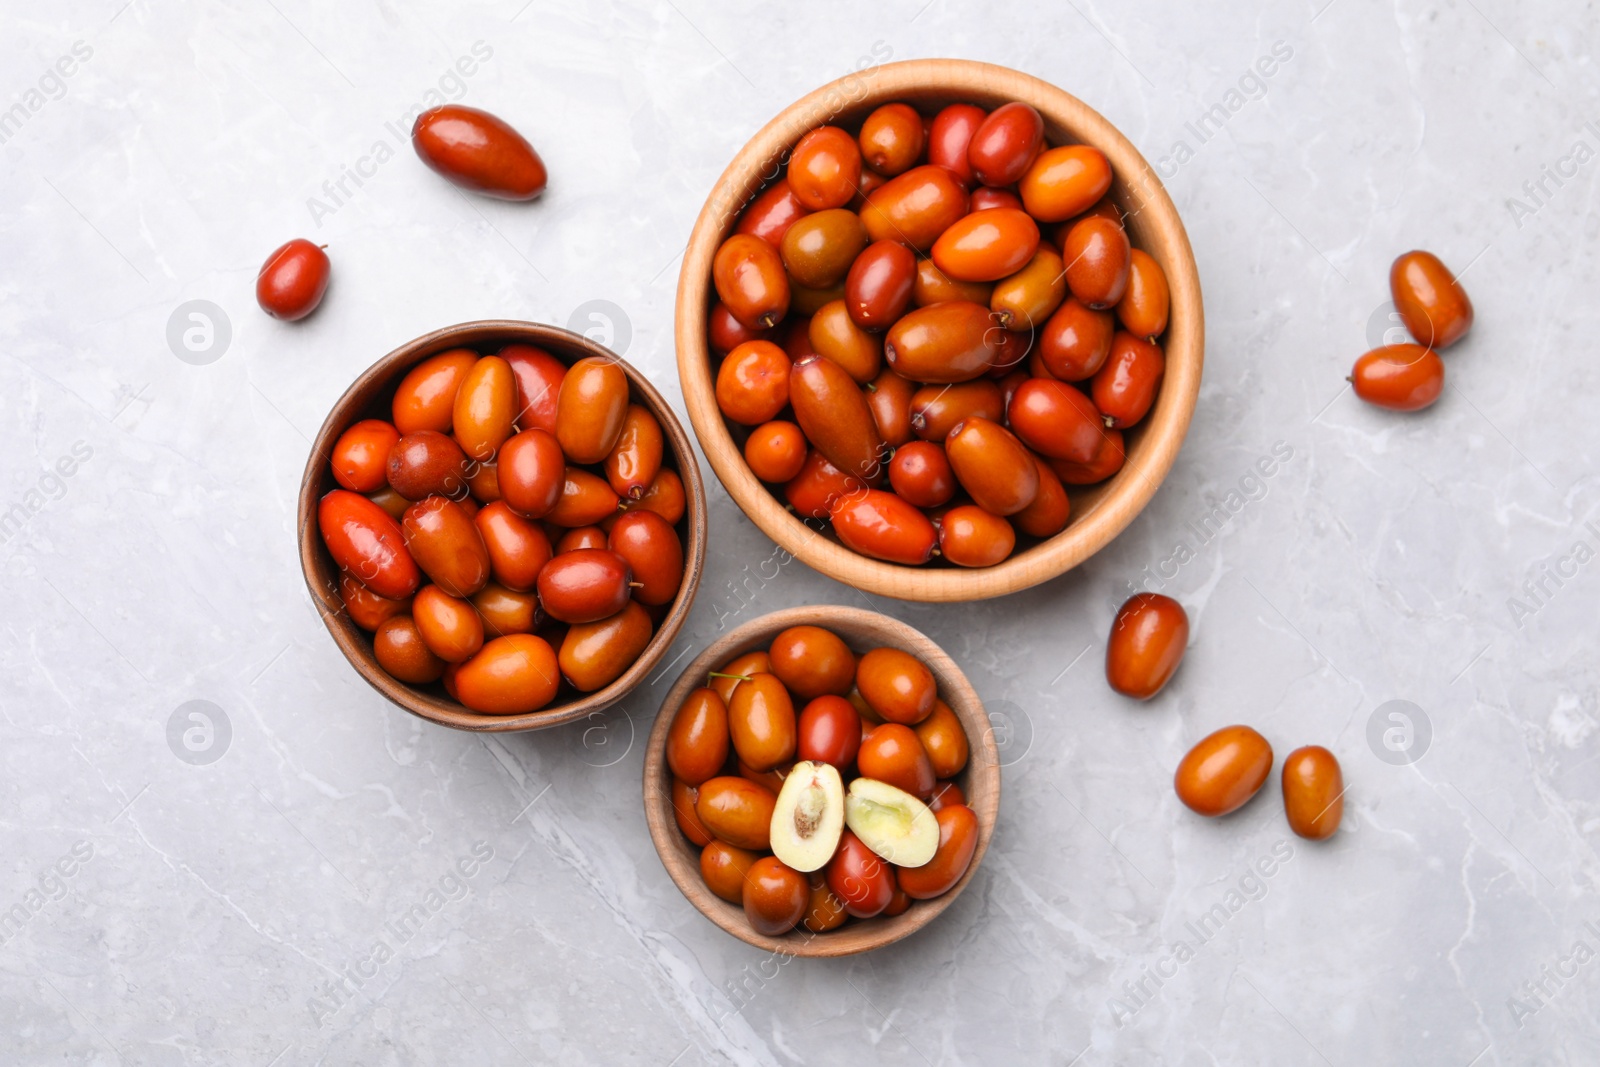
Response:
[1389, 250, 1472, 350]
[411, 104, 547, 200]
[1174, 725, 1274, 817]
[1281, 745, 1344, 840]
[1105, 593, 1189, 699]
[257, 238, 330, 321]
[1349, 344, 1444, 411]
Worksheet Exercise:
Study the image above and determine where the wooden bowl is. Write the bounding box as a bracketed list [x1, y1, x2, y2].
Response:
[674, 58, 1204, 601]
[297, 320, 707, 733]
[643, 606, 1000, 956]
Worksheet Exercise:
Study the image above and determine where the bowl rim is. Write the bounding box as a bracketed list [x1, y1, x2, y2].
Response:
[674, 57, 1204, 602]
[642, 605, 1000, 957]
[296, 319, 708, 733]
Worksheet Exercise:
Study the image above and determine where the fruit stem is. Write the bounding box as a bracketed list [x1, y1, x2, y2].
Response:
[707, 671, 751, 683]
[628, 581, 645, 589]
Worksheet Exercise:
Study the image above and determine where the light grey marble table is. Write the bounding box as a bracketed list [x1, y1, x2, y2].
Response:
[3, 1, 1597, 1063]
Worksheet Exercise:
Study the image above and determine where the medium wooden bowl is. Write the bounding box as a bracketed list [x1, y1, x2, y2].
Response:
[297, 320, 707, 733]
[674, 58, 1204, 601]
[643, 606, 1000, 956]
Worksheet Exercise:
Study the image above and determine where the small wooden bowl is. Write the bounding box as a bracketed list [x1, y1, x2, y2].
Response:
[643, 606, 1000, 956]
[674, 58, 1204, 602]
[297, 320, 707, 733]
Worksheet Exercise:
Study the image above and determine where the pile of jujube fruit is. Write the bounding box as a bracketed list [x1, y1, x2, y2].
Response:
[666, 625, 980, 937]
[316, 345, 687, 714]
[708, 99, 1171, 568]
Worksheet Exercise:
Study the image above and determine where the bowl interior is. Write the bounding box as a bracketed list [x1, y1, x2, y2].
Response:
[675, 59, 1203, 601]
[643, 605, 1000, 957]
[298, 320, 706, 733]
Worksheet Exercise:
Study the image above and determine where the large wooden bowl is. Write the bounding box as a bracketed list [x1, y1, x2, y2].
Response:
[674, 58, 1204, 601]
[643, 606, 1000, 956]
[297, 320, 707, 733]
